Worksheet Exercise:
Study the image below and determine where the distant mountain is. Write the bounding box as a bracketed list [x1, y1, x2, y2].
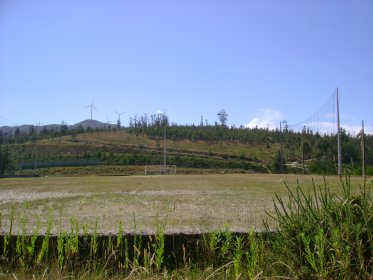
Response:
[0, 120, 109, 136]
[0, 125, 41, 136]
[72, 119, 109, 130]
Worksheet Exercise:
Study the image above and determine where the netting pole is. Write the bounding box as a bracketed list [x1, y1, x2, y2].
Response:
[280, 121, 284, 174]
[337, 89, 342, 176]
[301, 128, 305, 175]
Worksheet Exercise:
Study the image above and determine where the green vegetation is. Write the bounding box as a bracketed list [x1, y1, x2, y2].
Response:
[0, 175, 371, 279]
[266, 174, 373, 279]
[1, 119, 372, 176]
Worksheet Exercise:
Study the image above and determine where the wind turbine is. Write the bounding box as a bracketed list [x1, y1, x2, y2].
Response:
[106, 116, 113, 129]
[86, 98, 97, 120]
[115, 111, 125, 127]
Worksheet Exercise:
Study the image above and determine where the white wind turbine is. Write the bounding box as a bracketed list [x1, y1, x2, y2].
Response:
[115, 111, 125, 127]
[86, 98, 98, 120]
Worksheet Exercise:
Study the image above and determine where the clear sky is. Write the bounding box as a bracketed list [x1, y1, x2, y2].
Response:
[1, 0, 372, 134]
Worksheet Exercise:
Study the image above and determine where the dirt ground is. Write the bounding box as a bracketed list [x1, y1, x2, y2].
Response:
[0, 174, 367, 234]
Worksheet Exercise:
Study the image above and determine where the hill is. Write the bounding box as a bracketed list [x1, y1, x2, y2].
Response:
[71, 119, 112, 130]
[0, 121, 372, 176]
[0, 119, 109, 136]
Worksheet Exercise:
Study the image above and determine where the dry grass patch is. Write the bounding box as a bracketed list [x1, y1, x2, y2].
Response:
[0, 174, 366, 234]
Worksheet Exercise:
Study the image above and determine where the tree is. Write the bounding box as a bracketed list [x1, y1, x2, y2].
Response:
[282, 120, 288, 132]
[0, 145, 11, 175]
[60, 122, 68, 136]
[272, 150, 286, 173]
[303, 141, 312, 160]
[14, 127, 20, 139]
[217, 109, 228, 126]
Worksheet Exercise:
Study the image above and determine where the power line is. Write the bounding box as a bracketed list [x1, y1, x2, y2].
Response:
[0, 114, 19, 126]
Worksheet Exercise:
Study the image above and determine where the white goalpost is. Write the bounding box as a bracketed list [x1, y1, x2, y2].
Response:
[144, 165, 176, 175]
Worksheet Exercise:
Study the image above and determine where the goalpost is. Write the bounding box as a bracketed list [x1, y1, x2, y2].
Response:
[144, 165, 176, 175]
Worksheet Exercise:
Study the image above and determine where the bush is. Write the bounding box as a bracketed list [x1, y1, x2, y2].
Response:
[267, 175, 373, 279]
[366, 165, 373, 176]
[309, 158, 336, 175]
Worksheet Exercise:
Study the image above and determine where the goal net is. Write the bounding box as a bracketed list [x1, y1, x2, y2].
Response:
[144, 165, 176, 175]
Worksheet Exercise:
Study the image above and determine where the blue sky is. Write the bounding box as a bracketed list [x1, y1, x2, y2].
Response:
[1, 0, 372, 134]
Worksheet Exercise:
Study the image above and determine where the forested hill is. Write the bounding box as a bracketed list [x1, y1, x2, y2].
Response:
[0, 120, 372, 176]
[126, 123, 373, 175]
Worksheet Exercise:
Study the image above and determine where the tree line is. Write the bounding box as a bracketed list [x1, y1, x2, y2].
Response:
[0, 112, 372, 175]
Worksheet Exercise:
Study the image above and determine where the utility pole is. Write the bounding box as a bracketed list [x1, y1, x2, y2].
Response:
[336, 88, 342, 176]
[163, 122, 167, 174]
[158, 111, 167, 174]
[33, 123, 39, 174]
[361, 120, 366, 177]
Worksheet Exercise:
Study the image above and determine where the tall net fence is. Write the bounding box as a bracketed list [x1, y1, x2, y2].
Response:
[287, 90, 338, 135]
[280, 90, 340, 174]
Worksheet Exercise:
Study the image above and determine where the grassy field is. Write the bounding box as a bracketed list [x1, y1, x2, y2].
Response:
[0, 174, 368, 235]
[0, 173, 372, 279]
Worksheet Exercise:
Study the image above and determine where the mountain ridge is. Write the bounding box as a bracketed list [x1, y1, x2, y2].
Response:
[0, 119, 110, 135]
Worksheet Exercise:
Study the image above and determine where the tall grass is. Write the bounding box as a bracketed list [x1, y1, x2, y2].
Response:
[266, 174, 373, 279]
[0, 217, 267, 278]
[0, 175, 371, 279]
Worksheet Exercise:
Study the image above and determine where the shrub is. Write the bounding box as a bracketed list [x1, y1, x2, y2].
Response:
[267, 175, 373, 279]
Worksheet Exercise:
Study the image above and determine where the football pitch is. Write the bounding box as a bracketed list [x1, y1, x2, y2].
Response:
[0, 174, 365, 234]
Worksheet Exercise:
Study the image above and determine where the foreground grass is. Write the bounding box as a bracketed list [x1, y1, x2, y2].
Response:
[0, 174, 372, 279]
